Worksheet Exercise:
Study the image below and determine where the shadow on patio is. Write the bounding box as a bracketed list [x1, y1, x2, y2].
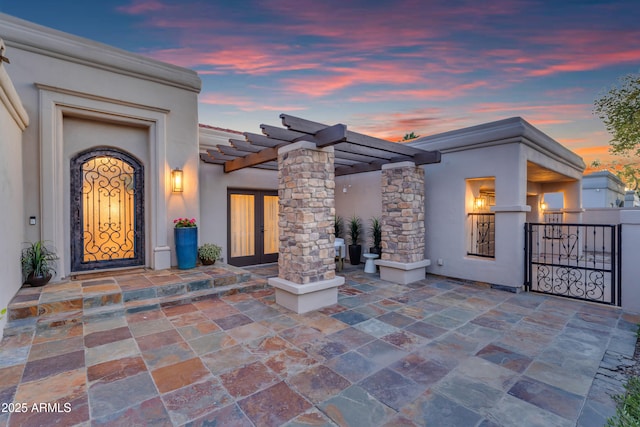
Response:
[0, 263, 638, 426]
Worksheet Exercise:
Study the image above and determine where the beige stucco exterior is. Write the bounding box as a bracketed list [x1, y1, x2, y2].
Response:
[336, 118, 586, 290]
[0, 12, 201, 282]
[0, 37, 29, 333]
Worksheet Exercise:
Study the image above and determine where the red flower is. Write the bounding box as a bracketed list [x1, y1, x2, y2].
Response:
[174, 217, 197, 228]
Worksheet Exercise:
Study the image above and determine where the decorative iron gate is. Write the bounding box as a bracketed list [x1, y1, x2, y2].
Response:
[524, 223, 621, 306]
[71, 147, 145, 271]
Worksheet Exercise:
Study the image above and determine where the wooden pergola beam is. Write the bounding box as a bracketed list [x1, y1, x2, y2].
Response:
[280, 113, 424, 157]
[229, 139, 263, 153]
[224, 145, 281, 173]
[204, 113, 441, 174]
[260, 125, 306, 142]
[334, 151, 441, 176]
[335, 160, 388, 176]
[200, 153, 223, 164]
[298, 123, 348, 147]
[217, 144, 251, 157]
[244, 132, 290, 148]
[413, 150, 442, 165]
[224, 123, 349, 173]
[205, 150, 236, 161]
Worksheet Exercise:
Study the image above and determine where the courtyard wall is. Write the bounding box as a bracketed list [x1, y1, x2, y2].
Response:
[0, 43, 28, 336]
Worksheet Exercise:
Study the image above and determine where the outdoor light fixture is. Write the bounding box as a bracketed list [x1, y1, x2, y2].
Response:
[171, 168, 184, 193]
[474, 196, 486, 212]
[540, 200, 547, 211]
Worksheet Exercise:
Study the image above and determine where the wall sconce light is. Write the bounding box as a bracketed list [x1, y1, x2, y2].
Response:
[171, 168, 184, 193]
[474, 196, 486, 212]
[540, 201, 547, 211]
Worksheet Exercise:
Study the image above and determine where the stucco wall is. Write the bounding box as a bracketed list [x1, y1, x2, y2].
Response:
[0, 51, 28, 337]
[422, 143, 527, 288]
[335, 172, 382, 252]
[199, 162, 278, 263]
[62, 118, 149, 271]
[0, 13, 201, 277]
[620, 210, 640, 313]
[582, 172, 626, 208]
[407, 118, 584, 289]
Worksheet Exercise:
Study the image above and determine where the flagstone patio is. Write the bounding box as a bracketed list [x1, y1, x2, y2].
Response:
[0, 264, 638, 426]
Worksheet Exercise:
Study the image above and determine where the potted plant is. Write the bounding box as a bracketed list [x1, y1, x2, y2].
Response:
[174, 217, 197, 269]
[21, 241, 58, 286]
[348, 215, 362, 265]
[198, 243, 222, 265]
[370, 217, 382, 255]
[334, 215, 343, 239]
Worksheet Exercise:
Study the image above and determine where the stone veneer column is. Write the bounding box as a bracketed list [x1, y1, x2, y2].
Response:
[268, 141, 344, 313]
[375, 161, 431, 284]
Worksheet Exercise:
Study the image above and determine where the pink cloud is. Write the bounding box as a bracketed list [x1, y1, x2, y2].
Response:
[115, 0, 514, 83]
[279, 63, 428, 98]
[349, 81, 489, 102]
[147, 46, 320, 75]
[117, 0, 640, 86]
[116, 0, 168, 14]
[485, 29, 640, 78]
[199, 92, 306, 112]
[348, 108, 465, 141]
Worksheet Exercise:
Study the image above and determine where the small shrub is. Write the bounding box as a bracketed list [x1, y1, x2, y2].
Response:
[608, 376, 640, 427]
[348, 215, 362, 246]
[198, 243, 222, 262]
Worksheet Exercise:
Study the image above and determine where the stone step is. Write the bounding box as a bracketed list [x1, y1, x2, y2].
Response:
[123, 278, 269, 314]
[3, 264, 263, 337]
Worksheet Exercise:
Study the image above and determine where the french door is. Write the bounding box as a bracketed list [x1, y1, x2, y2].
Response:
[227, 190, 279, 266]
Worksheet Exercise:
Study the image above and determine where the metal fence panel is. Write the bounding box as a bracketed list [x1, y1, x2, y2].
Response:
[524, 223, 620, 306]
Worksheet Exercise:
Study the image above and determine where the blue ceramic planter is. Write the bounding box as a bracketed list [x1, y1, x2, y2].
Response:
[174, 227, 197, 269]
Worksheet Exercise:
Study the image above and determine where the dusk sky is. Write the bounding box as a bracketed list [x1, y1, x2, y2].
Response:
[1, 0, 639, 168]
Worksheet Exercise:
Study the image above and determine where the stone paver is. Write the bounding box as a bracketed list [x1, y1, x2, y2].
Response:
[0, 264, 637, 426]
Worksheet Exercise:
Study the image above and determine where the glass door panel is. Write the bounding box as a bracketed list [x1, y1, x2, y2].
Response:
[263, 195, 279, 255]
[230, 194, 255, 257]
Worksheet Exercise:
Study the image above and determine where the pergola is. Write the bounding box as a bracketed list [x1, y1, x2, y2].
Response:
[200, 114, 441, 313]
[200, 114, 441, 175]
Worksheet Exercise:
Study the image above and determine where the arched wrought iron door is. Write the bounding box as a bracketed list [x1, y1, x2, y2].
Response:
[71, 147, 144, 271]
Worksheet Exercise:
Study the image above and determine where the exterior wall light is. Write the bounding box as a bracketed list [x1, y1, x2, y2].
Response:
[540, 201, 547, 211]
[474, 196, 486, 212]
[171, 168, 184, 193]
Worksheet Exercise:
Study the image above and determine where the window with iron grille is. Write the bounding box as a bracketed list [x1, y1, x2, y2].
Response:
[467, 213, 495, 258]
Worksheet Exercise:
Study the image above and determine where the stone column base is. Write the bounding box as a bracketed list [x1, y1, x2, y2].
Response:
[268, 276, 345, 314]
[375, 259, 431, 285]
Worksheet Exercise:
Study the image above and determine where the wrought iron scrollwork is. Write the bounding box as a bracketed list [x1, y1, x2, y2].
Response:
[71, 147, 144, 272]
[525, 222, 617, 306]
[82, 156, 135, 262]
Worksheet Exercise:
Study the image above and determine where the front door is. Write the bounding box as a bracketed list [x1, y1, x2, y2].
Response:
[70, 147, 145, 272]
[227, 190, 279, 266]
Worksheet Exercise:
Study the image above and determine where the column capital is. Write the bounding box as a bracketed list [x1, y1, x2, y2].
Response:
[278, 140, 334, 156]
[382, 161, 416, 170]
